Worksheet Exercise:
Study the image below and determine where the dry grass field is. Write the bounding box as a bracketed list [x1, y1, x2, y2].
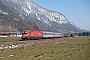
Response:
[0, 36, 90, 60]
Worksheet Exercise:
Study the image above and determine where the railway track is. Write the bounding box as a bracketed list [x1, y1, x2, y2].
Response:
[0, 37, 69, 43]
[0, 38, 70, 45]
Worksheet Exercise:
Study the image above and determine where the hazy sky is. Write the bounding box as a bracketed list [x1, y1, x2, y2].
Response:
[33, 0, 90, 31]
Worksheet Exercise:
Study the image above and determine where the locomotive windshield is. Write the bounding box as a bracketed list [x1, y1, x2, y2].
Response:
[22, 31, 28, 34]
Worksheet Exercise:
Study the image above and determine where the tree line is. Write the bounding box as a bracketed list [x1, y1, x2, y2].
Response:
[78, 32, 90, 36]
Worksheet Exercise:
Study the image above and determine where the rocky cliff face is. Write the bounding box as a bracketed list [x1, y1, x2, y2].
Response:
[1, 0, 81, 32]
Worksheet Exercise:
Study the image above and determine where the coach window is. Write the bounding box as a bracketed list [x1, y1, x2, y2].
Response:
[43, 33, 46, 35]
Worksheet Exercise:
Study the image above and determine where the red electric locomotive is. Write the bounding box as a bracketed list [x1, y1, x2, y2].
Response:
[21, 30, 43, 40]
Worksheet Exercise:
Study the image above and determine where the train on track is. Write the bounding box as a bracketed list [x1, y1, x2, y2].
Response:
[21, 30, 64, 40]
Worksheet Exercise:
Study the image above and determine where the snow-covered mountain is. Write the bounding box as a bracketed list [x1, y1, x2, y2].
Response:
[0, 0, 39, 32]
[1, 0, 81, 32]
